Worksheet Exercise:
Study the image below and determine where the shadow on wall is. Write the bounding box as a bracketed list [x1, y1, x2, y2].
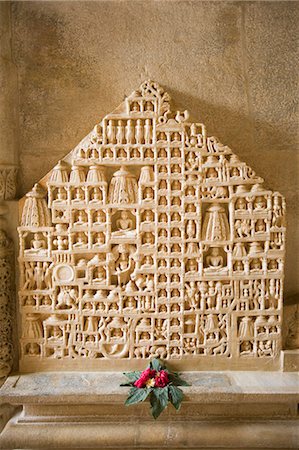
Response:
[169, 86, 297, 193]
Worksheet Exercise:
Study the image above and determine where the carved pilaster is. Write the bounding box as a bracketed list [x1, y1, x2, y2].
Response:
[0, 165, 18, 201]
[0, 229, 14, 378]
[0, 167, 18, 380]
[283, 302, 299, 350]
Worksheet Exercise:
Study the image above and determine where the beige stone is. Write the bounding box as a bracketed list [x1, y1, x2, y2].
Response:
[0, 3, 19, 169]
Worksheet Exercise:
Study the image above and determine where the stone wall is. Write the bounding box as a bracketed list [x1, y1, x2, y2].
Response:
[1, 0, 298, 299]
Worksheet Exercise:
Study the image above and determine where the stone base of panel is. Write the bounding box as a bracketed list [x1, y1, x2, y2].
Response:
[1, 413, 298, 450]
[0, 371, 298, 449]
[19, 355, 283, 372]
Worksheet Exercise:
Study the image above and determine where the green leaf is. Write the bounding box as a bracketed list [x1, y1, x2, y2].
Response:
[168, 385, 184, 410]
[150, 387, 169, 419]
[125, 387, 151, 406]
[150, 358, 164, 371]
[123, 371, 142, 382]
[168, 372, 191, 386]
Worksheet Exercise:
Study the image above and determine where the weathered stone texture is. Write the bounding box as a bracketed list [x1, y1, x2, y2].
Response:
[8, 0, 299, 298]
[0, 2, 18, 167]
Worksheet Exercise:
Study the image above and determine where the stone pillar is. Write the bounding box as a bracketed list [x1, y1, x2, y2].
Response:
[0, 1, 19, 382]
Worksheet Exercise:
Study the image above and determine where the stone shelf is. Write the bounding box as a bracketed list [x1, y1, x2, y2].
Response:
[0, 371, 298, 449]
[1, 371, 299, 404]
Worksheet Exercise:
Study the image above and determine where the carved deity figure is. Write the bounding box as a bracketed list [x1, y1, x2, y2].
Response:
[185, 281, 199, 310]
[235, 219, 251, 238]
[94, 210, 106, 224]
[28, 232, 47, 254]
[186, 220, 196, 238]
[73, 187, 85, 202]
[75, 210, 87, 225]
[206, 247, 224, 269]
[93, 232, 105, 247]
[93, 267, 106, 283]
[116, 210, 134, 232]
[34, 262, 45, 290]
[272, 195, 284, 227]
[90, 187, 102, 202]
[57, 287, 77, 309]
[185, 152, 197, 171]
[27, 343, 40, 356]
[254, 196, 266, 210]
[235, 197, 247, 211]
[73, 232, 88, 248]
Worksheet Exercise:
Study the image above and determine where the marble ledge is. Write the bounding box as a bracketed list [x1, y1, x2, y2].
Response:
[1, 371, 298, 406]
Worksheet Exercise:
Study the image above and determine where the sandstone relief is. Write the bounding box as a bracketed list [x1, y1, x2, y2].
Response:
[18, 81, 286, 370]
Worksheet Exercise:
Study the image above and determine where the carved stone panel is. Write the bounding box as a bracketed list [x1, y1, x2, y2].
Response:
[18, 81, 286, 371]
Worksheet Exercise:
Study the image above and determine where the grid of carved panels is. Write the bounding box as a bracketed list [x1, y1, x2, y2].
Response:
[18, 81, 285, 369]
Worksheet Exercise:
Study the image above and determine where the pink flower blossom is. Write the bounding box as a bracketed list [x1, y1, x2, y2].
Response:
[155, 370, 170, 388]
[134, 368, 157, 388]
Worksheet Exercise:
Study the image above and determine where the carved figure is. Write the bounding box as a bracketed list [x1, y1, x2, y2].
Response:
[185, 281, 199, 310]
[27, 232, 47, 254]
[235, 219, 251, 238]
[57, 287, 77, 309]
[272, 195, 284, 227]
[116, 210, 134, 232]
[206, 247, 224, 269]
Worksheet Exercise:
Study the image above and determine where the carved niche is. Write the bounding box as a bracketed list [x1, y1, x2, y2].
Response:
[18, 81, 286, 371]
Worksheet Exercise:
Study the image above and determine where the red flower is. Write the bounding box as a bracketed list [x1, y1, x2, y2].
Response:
[155, 370, 170, 388]
[134, 368, 157, 388]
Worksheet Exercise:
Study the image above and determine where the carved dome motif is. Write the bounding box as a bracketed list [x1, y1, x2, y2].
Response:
[21, 184, 51, 227]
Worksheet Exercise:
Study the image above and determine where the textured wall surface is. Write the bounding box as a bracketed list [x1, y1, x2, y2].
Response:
[0, 2, 18, 166]
[7, 0, 299, 298]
